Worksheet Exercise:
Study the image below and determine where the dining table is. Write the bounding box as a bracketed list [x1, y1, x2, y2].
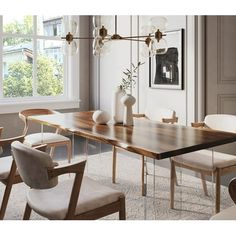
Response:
[28, 111, 236, 160]
[28, 111, 236, 219]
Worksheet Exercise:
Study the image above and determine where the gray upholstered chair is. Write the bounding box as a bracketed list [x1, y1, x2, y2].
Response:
[210, 178, 236, 220]
[170, 114, 236, 214]
[11, 141, 126, 220]
[19, 109, 72, 163]
[0, 130, 25, 220]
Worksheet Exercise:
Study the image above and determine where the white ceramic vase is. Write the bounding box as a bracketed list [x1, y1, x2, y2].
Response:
[111, 86, 126, 124]
[120, 94, 136, 126]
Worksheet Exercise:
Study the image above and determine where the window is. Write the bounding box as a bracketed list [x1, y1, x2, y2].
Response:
[0, 15, 78, 104]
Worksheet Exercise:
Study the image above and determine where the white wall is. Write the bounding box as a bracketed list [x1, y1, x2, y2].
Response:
[97, 15, 197, 125]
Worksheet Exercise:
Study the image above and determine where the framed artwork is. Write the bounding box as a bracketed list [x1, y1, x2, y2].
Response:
[149, 28, 184, 90]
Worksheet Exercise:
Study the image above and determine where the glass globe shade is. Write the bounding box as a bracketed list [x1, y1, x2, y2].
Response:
[151, 38, 168, 55]
[150, 16, 167, 31]
[93, 37, 111, 56]
[62, 40, 78, 55]
[141, 44, 151, 58]
[93, 16, 112, 32]
[141, 25, 156, 35]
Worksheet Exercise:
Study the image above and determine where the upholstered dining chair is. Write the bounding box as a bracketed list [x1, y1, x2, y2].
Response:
[210, 177, 236, 220]
[112, 107, 178, 196]
[170, 114, 236, 214]
[19, 109, 72, 163]
[11, 141, 126, 220]
[0, 131, 25, 219]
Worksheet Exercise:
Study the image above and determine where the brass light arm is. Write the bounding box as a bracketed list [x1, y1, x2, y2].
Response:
[61, 32, 94, 44]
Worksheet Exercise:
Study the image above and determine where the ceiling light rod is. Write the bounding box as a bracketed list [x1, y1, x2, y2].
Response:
[61, 32, 94, 44]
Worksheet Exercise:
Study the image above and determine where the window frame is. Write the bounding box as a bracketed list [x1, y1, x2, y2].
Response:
[0, 15, 80, 114]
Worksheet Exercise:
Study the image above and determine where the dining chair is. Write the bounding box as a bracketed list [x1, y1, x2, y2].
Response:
[0, 132, 25, 219]
[11, 141, 126, 220]
[112, 107, 178, 196]
[19, 108, 72, 163]
[170, 114, 236, 213]
[210, 177, 236, 220]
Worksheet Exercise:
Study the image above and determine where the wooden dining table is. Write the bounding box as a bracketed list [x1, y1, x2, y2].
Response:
[28, 110, 236, 219]
[28, 111, 236, 160]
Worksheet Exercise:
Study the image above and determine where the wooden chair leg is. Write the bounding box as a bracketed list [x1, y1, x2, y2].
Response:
[141, 155, 147, 196]
[200, 172, 209, 196]
[112, 146, 117, 184]
[169, 159, 179, 186]
[67, 141, 72, 163]
[23, 203, 32, 220]
[119, 196, 126, 220]
[0, 184, 13, 220]
[215, 169, 221, 214]
[0, 161, 17, 220]
[49, 146, 55, 158]
[170, 160, 176, 209]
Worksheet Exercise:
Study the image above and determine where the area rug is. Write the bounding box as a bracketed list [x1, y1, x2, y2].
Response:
[1, 151, 234, 220]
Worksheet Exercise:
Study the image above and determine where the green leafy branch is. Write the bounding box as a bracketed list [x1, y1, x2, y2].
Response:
[120, 61, 144, 93]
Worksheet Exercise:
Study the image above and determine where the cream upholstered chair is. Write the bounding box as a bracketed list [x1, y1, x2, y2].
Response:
[112, 106, 178, 196]
[11, 141, 126, 220]
[170, 114, 236, 214]
[19, 109, 72, 163]
[211, 177, 236, 220]
[0, 130, 25, 219]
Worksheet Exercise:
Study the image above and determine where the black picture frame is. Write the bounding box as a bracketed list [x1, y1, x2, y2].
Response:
[149, 28, 184, 90]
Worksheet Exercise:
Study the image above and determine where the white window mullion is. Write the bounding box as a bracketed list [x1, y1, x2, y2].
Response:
[0, 16, 3, 98]
[33, 15, 37, 97]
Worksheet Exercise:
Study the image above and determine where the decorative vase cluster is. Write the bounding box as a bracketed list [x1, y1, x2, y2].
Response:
[111, 62, 144, 126]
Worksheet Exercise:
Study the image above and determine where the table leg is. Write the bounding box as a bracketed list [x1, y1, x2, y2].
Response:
[142, 155, 147, 196]
[153, 158, 157, 219]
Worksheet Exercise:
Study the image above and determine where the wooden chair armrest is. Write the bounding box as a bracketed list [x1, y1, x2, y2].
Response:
[0, 135, 25, 148]
[229, 178, 236, 204]
[33, 144, 48, 152]
[191, 122, 205, 128]
[47, 160, 86, 179]
[133, 114, 146, 118]
[162, 117, 178, 124]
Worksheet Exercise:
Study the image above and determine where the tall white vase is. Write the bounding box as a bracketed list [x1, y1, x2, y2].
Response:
[111, 86, 125, 124]
[120, 94, 136, 126]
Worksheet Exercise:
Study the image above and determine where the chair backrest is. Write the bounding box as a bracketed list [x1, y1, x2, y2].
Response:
[11, 141, 58, 189]
[19, 108, 59, 135]
[145, 106, 176, 122]
[144, 90, 177, 122]
[204, 114, 236, 133]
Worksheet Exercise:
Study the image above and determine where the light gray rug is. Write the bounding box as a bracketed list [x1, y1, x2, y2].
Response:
[1, 151, 234, 220]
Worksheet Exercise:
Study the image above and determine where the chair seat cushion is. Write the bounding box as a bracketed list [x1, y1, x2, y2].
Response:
[172, 150, 236, 172]
[210, 205, 236, 220]
[27, 176, 124, 220]
[0, 156, 13, 180]
[24, 133, 70, 146]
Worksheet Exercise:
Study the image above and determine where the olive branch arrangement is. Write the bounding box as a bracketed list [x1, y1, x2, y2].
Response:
[119, 61, 144, 93]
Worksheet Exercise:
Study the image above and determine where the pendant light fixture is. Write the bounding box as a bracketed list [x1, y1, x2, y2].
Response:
[62, 15, 168, 56]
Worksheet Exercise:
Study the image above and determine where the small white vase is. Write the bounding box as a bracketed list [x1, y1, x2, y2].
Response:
[111, 86, 126, 124]
[120, 94, 136, 126]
